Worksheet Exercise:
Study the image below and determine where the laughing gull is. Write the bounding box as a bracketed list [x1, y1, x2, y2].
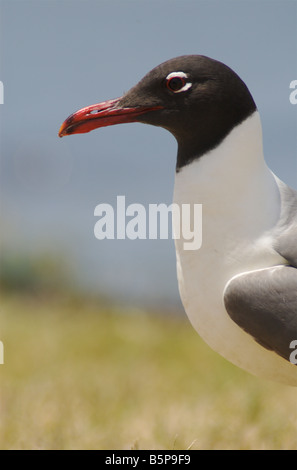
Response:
[59, 55, 297, 385]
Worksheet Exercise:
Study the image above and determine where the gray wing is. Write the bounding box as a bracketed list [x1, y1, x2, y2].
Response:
[224, 178, 297, 363]
[224, 266, 297, 363]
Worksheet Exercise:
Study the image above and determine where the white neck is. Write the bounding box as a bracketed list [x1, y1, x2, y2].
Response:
[173, 111, 280, 251]
[173, 110, 283, 333]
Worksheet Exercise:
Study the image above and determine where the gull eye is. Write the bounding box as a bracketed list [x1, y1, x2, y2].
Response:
[167, 76, 186, 92]
[166, 71, 192, 93]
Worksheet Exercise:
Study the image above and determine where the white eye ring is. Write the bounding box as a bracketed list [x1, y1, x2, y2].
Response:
[166, 71, 192, 93]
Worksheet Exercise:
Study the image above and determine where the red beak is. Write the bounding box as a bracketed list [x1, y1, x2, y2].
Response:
[58, 98, 162, 137]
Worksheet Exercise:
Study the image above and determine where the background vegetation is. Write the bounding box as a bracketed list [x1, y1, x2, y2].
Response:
[0, 257, 296, 450]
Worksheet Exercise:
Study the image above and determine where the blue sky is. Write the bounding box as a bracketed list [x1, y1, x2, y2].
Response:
[1, 0, 296, 306]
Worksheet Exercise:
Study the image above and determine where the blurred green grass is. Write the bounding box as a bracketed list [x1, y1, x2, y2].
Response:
[0, 294, 296, 450]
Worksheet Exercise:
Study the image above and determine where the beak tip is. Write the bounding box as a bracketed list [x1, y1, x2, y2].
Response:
[58, 124, 68, 138]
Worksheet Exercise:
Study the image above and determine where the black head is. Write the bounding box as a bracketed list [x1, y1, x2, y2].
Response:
[119, 55, 257, 170]
[59, 55, 257, 171]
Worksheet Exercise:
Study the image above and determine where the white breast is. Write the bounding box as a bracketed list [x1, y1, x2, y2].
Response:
[173, 111, 297, 385]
